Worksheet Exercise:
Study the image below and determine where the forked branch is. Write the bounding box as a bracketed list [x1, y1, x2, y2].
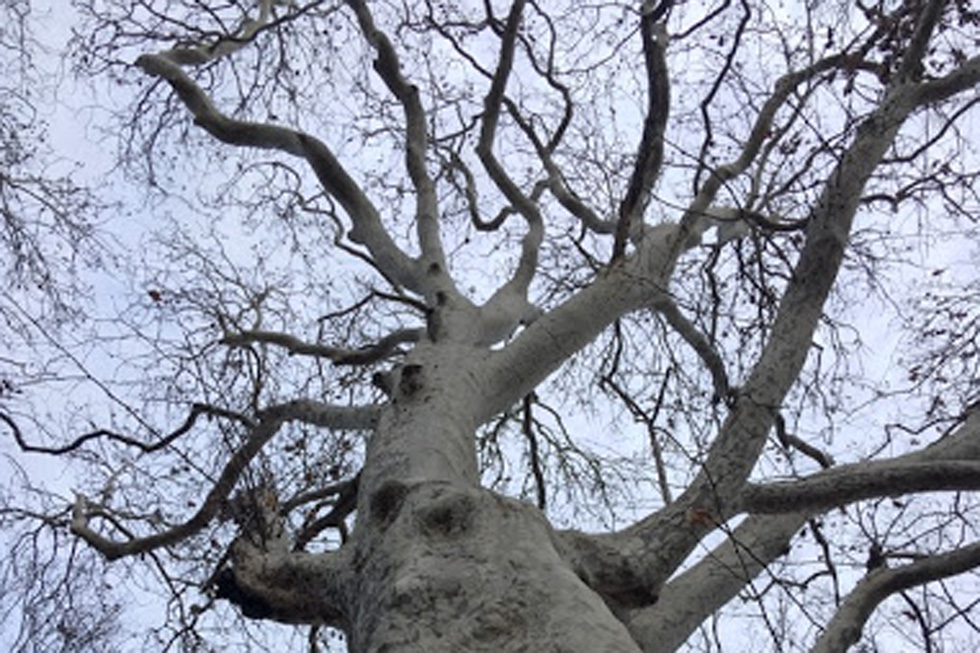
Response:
[70, 399, 377, 560]
[625, 511, 810, 652]
[346, 0, 446, 270]
[134, 53, 422, 292]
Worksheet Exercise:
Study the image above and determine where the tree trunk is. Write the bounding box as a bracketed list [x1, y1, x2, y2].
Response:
[347, 482, 640, 652]
[346, 343, 641, 651]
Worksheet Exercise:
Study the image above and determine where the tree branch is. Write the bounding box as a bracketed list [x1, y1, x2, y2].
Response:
[742, 409, 980, 514]
[893, 0, 945, 84]
[774, 412, 835, 469]
[3, 402, 251, 455]
[742, 460, 980, 514]
[152, 0, 276, 66]
[482, 221, 685, 419]
[913, 54, 980, 106]
[811, 541, 980, 653]
[497, 73, 613, 235]
[70, 399, 377, 560]
[134, 52, 423, 292]
[71, 408, 287, 560]
[475, 0, 544, 231]
[612, 13, 670, 260]
[151, 0, 335, 67]
[655, 296, 730, 402]
[626, 511, 809, 652]
[292, 476, 360, 550]
[690, 0, 750, 198]
[451, 1, 544, 342]
[277, 399, 381, 432]
[214, 538, 351, 626]
[345, 0, 446, 274]
[221, 327, 423, 365]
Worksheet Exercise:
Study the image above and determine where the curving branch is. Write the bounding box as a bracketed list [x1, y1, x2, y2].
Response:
[345, 0, 447, 274]
[811, 541, 980, 653]
[774, 412, 835, 469]
[3, 402, 251, 456]
[70, 399, 378, 560]
[654, 296, 730, 402]
[502, 93, 614, 235]
[475, 0, 543, 235]
[669, 32, 936, 510]
[612, 11, 670, 260]
[221, 327, 423, 365]
[134, 53, 423, 292]
[71, 408, 287, 560]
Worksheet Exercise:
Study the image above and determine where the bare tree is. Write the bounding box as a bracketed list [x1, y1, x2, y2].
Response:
[2, 5, 116, 646]
[2, 0, 980, 651]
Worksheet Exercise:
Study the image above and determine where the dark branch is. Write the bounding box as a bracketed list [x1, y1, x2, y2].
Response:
[3, 403, 252, 456]
[612, 11, 670, 260]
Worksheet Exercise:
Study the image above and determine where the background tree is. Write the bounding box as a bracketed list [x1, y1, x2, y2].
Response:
[2, 0, 980, 651]
[1, 4, 113, 648]
[1, 0, 103, 316]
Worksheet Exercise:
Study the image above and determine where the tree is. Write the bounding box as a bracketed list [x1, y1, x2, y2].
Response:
[2, 0, 980, 650]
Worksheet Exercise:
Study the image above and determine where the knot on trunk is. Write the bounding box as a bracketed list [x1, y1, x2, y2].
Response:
[415, 488, 476, 539]
[369, 480, 410, 528]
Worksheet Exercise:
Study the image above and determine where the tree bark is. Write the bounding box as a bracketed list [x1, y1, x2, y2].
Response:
[347, 482, 641, 652]
[344, 342, 643, 652]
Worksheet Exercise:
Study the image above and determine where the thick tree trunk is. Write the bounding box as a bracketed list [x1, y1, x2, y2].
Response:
[345, 343, 642, 651]
[347, 483, 641, 652]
